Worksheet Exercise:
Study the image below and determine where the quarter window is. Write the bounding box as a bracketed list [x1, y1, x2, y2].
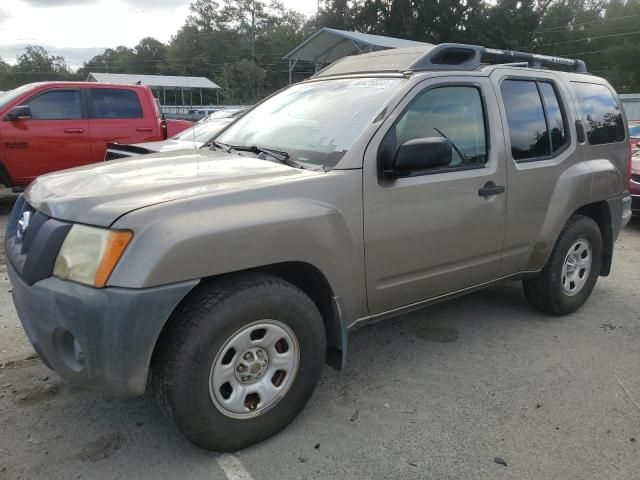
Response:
[386, 86, 488, 170]
[26, 89, 82, 120]
[501, 79, 568, 161]
[90, 88, 143, 119]
[572, 82, 625, 145]
[539, 82, 567, 152]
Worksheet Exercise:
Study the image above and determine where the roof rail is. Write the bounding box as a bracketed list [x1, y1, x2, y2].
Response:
[409, 43, 588, 74]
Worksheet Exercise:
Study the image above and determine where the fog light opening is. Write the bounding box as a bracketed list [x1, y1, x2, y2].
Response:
[53, 328, 86, 373]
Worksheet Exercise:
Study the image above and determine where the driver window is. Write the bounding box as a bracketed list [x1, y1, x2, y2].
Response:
[392, 86, 488, 168]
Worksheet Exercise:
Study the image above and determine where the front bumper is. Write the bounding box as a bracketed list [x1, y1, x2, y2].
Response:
[8, 261, 198, 396]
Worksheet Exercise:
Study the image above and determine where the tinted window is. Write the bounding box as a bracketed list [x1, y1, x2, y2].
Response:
[501, 80, 549, 160]
[26, 89, 81, 120]
[390, 86, 487, 168]
[572, 83, 625, 145]
[539, 82, 567, 152]
[90, 89, 142, 119]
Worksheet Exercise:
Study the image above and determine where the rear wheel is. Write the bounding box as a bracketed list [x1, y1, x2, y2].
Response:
[523, 215, 603, 315]
[152, 273, 326, 451]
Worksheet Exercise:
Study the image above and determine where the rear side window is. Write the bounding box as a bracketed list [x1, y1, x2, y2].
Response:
[572, 83, 625, 145]
[25, 89, 81, 120]
[501, 79, 568, 161]
[90, 88, 143, 119]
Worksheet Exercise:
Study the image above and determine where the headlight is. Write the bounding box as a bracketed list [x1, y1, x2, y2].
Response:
[53, 225, 133, 288]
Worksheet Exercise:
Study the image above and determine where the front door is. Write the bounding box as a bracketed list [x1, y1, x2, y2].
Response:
[3, 88, 90, 185]
[363, 78, 508, 314]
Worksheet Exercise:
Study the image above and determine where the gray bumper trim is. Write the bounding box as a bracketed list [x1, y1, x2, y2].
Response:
[621, 193, 632, 228]
[8, 262, 198, 396]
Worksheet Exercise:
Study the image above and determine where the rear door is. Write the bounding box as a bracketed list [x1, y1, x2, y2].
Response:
[491, 70, 587, 275]
[363, 77, 508, 314]
[2, 87, 90, 184]
[87, 87, 158, 162]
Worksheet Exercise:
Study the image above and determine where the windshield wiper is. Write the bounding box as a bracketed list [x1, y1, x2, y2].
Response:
[209, 140, 232, 153]
[227, 144, 306, 169]
[434, 127, 466, 160]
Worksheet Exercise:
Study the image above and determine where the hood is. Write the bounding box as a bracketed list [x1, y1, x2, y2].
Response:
[25, 149, 315, 226]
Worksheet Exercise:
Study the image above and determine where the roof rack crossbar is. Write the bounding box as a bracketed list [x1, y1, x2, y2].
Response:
[410, 43, 588, 74]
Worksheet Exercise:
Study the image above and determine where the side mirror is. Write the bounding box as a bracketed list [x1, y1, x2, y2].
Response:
[5, 105, 32, 121]
[387, 137, 452, 177]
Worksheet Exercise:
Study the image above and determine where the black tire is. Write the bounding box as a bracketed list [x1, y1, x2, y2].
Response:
[152, 272, 326, 452]
[523, 214, 603, 315]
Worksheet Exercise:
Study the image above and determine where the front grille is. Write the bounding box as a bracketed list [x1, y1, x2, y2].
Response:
[5, 196, 72, 285]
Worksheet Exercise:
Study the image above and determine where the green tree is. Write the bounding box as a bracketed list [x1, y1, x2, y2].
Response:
[77, 46, 137, 76]
[2, 45, 75, 87]
[187, 0, 223, 31]
[218, 58, 266, 102]
[134, 37, 170, 74]
[218, 0, 282, 57]
[14, 45, 71, 78]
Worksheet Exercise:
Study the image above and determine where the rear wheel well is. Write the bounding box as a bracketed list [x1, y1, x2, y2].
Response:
[574, 201, 612, 275]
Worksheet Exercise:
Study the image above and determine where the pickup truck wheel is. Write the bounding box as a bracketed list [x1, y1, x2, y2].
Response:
[523, 214, 602, 315]
[152, 273, 326, 452]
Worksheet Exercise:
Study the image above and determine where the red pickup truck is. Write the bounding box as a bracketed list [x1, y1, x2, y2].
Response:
[0, 82, 192, 187]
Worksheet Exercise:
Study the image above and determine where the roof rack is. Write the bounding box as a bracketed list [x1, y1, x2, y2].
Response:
[311, 43, 588, 79]
[409, 43, 587, 74]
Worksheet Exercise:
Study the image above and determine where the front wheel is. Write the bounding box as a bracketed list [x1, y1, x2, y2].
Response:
[152, 273, 326, 451]
[523, 214, 603, 315]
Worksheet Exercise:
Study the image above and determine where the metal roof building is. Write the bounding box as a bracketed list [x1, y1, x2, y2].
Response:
[86, 72, 221, 108]
[86, 73, 220, 89]
[620, 94, 640, 121]
[284, 27, 430, 82]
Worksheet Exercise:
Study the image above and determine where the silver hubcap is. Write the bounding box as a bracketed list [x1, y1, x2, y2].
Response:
[561, 238, 592, 296]
[209, 320, 299, 419]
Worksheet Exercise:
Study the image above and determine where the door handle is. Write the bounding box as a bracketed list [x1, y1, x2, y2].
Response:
[136, 127, 153, 132]
[64, 128, 84, 133]
[478, 181, 505, 197]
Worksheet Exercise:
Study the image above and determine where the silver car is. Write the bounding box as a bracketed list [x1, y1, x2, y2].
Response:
[6, 44, 632, 452]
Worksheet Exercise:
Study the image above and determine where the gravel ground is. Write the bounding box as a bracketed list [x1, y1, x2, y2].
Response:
[0, 195, 639, 480]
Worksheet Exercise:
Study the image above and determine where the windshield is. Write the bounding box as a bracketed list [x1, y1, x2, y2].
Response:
[217, 78, 401, 167]
[629, 123, 640, 137]
[0, 83, 37, 110]
[172, 119, 231, 143]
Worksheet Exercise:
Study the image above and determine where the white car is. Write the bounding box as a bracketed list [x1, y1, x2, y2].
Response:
[105, 108, 249, 160]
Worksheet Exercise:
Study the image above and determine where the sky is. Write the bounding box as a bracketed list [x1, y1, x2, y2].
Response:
[0, 0, 319, 69]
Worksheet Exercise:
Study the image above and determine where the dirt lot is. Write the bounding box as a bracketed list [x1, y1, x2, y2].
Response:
[0, 193, 639, 480]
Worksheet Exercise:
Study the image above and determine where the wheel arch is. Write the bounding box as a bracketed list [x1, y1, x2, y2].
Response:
[573, 200, 614, 276]
[151, 261, 347, 379]
[256, 261, 347, 370]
